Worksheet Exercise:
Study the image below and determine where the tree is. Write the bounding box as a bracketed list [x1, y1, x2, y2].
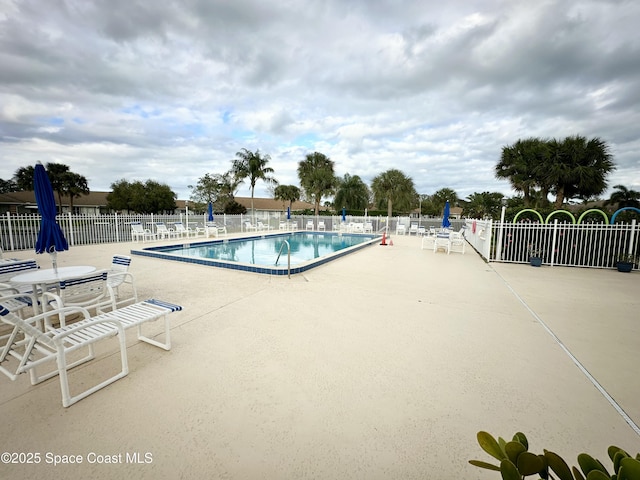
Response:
[107, 179, 176, 213]
[464, 191, 505, 219]
[542, 135, 615, 208]
[273, 185, 301, 210]
[495, 138, 548, 208]
[370, 169, 418, 217]
[430, 188, 459, 216]
[232, 148, 277, 219]
[606, 185, 640, 209]
[334, 173, 370, 211]
[297, 152, 337, 215]
[0, 178, 17, 193]
[189, 171, 240, 212]
[13, 163, 88, 213]
[61, 171, 90, 212]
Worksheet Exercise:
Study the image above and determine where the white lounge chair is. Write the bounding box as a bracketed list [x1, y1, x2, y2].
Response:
[306, 220, 314, 230]
[155, 223, 176, 240]
[0, 304, 129, 407]
[0, 298, 182, 407]
[244, 221, 258, 232]
[257, 221, 272, 231]
[408, 223, 419, 235]
[205, 223, 227, 237]
[173, 222, 196, 238]
[317, 220, 326, 231]
[131, 222, 156, 242]
[363, 222, 373, 233]
[396, 224, 407, 235]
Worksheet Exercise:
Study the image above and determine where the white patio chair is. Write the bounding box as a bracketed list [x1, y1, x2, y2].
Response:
[244, 221, 258, 232]
[42, 271, 116, 326]
[396, 224, 407, 235]
[363, 222, 373, 233]
[173, 222, 196, 238]
[317, 220, 326, 231]
[0, 304, 129, 408]
[257, 221, 272, 231]
[107, 255, 138, 308]
[448, 231, 466, 254]
[155, 223, 176, 240]
[306, 220, 314, 230]
[434, 233, 450, 253]
[279, 221, 287, 231]
[408, 223, 419, 235]
[131, 222, 156, 242]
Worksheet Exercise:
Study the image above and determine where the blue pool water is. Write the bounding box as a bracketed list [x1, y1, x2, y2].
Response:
[132, 232, 380, 275]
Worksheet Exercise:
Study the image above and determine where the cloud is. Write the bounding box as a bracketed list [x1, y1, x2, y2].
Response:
[1, 0, 639, 202]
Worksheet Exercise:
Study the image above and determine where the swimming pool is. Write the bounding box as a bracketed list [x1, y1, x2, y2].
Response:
[131, 232, 381, 275]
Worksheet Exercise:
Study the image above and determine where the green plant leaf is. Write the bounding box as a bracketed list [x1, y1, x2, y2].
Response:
[609, 447, 630, 463]
[579, 454, 610, 476]
[478, 431, 507, 461]
[586, 471, 612, 480]
[619, 457, 640, 480]
[615, 452, 631, 474]
[545, 450, 575, 480]
[574, 466, 587, 480]
[513, 432, 529, 450]
[505, 441, 527, 463]
[500, 459, 522, 480]
[469, 460, 501, 471]
[517, 451, 545, 476]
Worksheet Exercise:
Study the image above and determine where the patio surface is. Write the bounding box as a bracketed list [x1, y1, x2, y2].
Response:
[2, 232, 639, 479]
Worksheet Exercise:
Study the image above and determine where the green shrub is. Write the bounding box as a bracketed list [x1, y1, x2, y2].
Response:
[469, 431, 640, 480]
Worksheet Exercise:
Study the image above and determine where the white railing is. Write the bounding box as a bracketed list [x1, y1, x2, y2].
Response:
[464, 215, 639, 270]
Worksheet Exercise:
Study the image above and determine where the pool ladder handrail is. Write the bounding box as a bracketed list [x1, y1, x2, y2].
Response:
[275, 240, 291, 278]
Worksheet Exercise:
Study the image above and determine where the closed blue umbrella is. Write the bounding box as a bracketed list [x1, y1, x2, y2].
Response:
[34, 162, 68, 272]
[287, 206, 291, 220]
[207, 202, 214, 222]
[342, 207, 346, 222]
[442, 201, 451, 229]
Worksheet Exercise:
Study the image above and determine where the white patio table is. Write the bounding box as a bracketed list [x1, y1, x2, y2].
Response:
[10, 265, 96, 314]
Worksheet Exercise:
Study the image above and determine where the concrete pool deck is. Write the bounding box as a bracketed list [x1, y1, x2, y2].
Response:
[2, 233, 639, 479]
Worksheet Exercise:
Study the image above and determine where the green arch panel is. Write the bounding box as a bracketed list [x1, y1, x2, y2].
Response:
[512, 209, 544, 223]
[611, 207, 640, 224]
[545, 210, 576, 224]
[577, 209, 609, 224]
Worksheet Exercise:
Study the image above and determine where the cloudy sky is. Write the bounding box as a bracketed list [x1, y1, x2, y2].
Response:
[1, 0, 639, 202]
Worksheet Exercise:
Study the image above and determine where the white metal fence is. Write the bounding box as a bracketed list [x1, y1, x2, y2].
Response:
[2, 212, 452, 252]
[5, 210, 633, 270]
[464, 216, 639, 270]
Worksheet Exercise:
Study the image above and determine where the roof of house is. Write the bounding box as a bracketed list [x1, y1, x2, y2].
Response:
[0, 191, 319, 212]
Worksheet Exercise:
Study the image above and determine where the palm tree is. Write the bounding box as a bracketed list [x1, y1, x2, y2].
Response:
[465, 191, 504, 219]
[232, 148, 277, 220]
[61, 171, 90, 213]
[430, 188, 459, 215]
[370, 169, 418, 218]
[334, 174, 370, 211]
[495, 138, 547, 207]
[541, 136, 615, 208]
[606, 185, 640, 209]
[297, 152, 337, 215]
[274, 185, 301, 210]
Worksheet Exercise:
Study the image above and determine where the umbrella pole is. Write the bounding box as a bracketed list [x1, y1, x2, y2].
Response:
[49, 250, 58, 273]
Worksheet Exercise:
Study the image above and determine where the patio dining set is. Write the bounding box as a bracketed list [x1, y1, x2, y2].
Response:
[0, 252, 183, 407]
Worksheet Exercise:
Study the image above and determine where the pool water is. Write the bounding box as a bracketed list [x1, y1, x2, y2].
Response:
[132, 232, 380, 275]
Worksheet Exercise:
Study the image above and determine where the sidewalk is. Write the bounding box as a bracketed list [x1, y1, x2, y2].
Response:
[1, 234, 639, 479]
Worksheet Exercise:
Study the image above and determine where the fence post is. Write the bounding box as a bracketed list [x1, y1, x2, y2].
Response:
[550, 219, 559, 267]
[495, 206, 506, 261]
[6, 212, 15, 251]
[115, 212, 120, 243]
[628, 219, 637, 256]
[67, 212, 75, 247]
